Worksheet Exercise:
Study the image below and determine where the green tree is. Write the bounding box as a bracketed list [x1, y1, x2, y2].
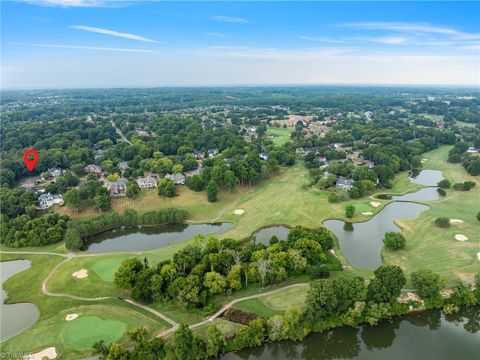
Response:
[206, 181, 219, 202]
[435, 217, 450, 227]
[383, 232, 406, 250]
[345, 204, 355, 218]
[437, 179, 451, 189]
[367, 265, 406, 303]
[94, 193, 111, 211]
[203, 271, 227, 295]
[411, 270, 445, 301]
[206, 325, 226, 357]
[64, 188, 81, 212]
[114, 258, 144, 290]
[158, 178, 177, 197]
[126, 181, 140, 198]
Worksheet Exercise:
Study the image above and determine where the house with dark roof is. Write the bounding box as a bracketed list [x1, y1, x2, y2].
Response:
[336, 177, 355, 190]
[105, 178, 128, 196]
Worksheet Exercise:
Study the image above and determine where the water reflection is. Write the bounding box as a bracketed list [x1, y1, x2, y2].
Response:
[222, 307, 480, 360]
[84, 223, 233, 253]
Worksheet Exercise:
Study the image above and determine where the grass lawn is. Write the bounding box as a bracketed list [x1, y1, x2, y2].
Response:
[61, 315, 126, 351]
[194, 319, 245, 340]
[383, 146, 480, 285]
[219, 162, 416, 240]
[266, 126, 294, 146]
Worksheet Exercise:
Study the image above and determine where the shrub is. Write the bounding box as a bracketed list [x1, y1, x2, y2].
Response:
[377, 194, 392, 200]
[309, 265, 330, 279]
[383, 232, 406, 250]
[328, 190, 349, 203]
[437, 179, 451, 189]
[411, 269, 445, 301]
[345, 205, 355, 218]
[477, 211, 480, 222]
[437, 188, 446, 197]
[453, 181, 476, 191]
[435, 217, 450, 227]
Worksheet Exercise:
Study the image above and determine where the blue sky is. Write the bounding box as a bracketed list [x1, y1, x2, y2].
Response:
[2, 1, 479, 88]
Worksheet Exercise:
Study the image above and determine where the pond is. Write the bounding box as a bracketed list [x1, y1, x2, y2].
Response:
[254, 226, 290, 245]
[83, 223, 233, 253]
[409, 169, 444, 186]
[223, 306, 480, 360]
[1, 260, 40, 342]
[392, 187, 441, 202]
[324, 202, 429, 269]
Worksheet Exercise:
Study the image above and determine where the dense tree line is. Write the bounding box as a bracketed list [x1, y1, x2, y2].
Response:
[95, 268, 480, 359]
[113, 226, 338, 306]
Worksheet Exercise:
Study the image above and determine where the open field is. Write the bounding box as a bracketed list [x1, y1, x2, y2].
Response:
[219, 162, 418, 239]
[384, 146, 480, 285]
[266, 126, 294, 146]
[57, 185, 251, 222]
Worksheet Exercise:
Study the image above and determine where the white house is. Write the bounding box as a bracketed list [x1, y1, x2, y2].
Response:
[336, 177, 355, 191]
[165, 173, 186, 185]
[137, 175, 157, 189]
[47, 167, 65, 178]
[38, 193, 63, 209]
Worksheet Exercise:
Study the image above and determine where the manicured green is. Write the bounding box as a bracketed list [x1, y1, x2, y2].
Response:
[61, 316, 126, 351]
[266, 126, 293, 146]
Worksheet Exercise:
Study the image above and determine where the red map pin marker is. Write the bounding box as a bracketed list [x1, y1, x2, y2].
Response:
[23, 148, 39, 172]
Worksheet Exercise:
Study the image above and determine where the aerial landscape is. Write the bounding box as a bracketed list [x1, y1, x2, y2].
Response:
[1, 1, 479, 360]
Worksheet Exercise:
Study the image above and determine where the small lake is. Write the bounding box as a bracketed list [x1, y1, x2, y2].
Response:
[324, 202, 429, 269]
[409, 169, 444, 186]
[84, 223, 233, 253]
[392, 187, 441, 202]
[254, 226, 290, 245]
[223, 306, 480, 360]
[1, 260, 40, 342]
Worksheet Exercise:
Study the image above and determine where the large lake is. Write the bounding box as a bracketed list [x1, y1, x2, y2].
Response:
[83, 223, 233, 253]
[222, 306, 480, 360]
[1, 260, 40, 342]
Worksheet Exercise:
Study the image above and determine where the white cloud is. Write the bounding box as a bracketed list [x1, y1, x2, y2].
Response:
[339, 22, 480, 41]
[298, 36, 344, 44]
[204, 32, 231, 39]
[211, 16, 249, 24]
[71, 25, 162, 43]
[371, 36, 408, 45]
[27, 43, 159, 53]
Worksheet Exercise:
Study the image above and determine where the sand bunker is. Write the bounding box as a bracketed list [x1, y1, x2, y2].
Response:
[362, 211, 373, 216]
[233, 209, 245, 215]
[455, 234, 469, 241]
[72, 269, 88, 279]
[421, 158, 428, 163]
[477, 252, 480, 262]
[450, 219, 464, 224]
[65, 313, 78, 321]
[24, 347, 57, 360]
[370, 201, 381, 208]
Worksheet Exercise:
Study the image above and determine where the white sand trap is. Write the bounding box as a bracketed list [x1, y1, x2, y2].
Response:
[233, 209, 245, 215]
[65, 313, 78, 321]
[477, 252, 480, 262]
[450, 219, 464, 224]
[362, 211, 373, 216]
[24, 347, 57, 360]
[370, 201, 381, 208]
[421, 158, 428, 163]
[455, 234, 469, 241]
[72, 269, 88, 279]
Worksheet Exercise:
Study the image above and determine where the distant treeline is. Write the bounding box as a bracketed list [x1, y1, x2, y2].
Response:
[65, 208, 188, 250]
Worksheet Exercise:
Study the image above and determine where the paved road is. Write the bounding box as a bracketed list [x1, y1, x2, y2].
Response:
[110, 120, 132, 145]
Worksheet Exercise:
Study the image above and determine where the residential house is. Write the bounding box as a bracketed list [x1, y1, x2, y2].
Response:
[336, 177, 355, 191]
[193, 151, 205, 160]
[118, 162, 129, 172]
[259, 152, 268, 161]
[105, 178, 128, 196]
[208, 148, 219, 157]
[136, 175, 157, 190]
[84, 164, 103, 174]
[47, 167, 65, 178]
[38, 193, 63, 209]
[184, 167, 203, 177]
[165, 173, 186, 185]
